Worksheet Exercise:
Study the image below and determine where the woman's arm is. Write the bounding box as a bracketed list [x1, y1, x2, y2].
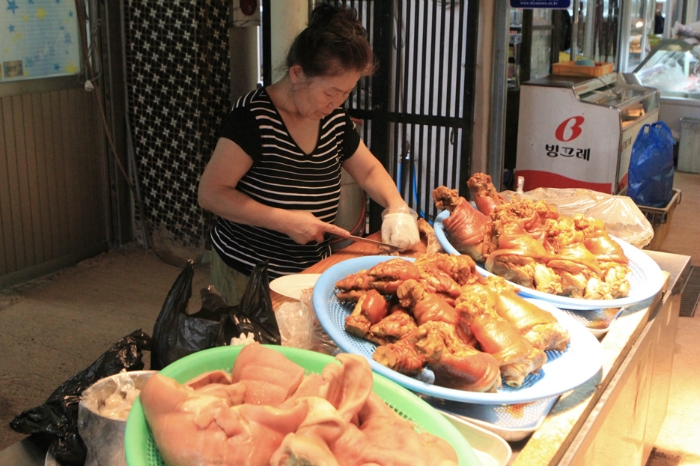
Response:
[343, 140, 420, 250]
[342, 139, 408, 210]
[198, 138, 349, 244]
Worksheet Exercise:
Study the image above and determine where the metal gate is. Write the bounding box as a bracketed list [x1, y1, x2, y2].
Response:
[263, 0, 479, 230]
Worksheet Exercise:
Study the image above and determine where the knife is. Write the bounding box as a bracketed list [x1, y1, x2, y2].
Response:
[333, 234, 401, 252]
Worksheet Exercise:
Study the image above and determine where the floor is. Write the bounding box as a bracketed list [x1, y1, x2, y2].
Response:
[0, 172, 698, 465]
[645, 171, 700, 466]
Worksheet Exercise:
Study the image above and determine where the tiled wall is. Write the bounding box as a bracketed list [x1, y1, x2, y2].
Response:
[124, 0, 231, 251]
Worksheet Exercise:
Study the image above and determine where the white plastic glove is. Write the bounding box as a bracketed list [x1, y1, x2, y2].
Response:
[381, 206, 420, 252]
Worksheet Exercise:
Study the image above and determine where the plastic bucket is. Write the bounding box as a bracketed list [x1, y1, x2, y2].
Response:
[78, 370, 157, 466]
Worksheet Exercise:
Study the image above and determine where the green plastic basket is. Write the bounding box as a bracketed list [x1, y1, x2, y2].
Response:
[124, 345, 482, 466]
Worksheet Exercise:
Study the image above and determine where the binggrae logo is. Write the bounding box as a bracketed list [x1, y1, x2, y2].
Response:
[555, 116, 584, 142]
[545, 116, 591, 161]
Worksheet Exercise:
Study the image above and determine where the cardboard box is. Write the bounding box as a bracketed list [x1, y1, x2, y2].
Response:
[552, 61, 614, 78]
[638, 189, 682, 250]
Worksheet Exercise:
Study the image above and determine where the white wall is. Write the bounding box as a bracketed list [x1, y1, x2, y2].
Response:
[270, 0, 309, 83]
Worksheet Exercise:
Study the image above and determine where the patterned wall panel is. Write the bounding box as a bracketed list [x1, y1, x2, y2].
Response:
[124, 0, 231, 253]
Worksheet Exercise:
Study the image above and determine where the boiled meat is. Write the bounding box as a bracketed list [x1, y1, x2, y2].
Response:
[230, 342, 305, 406]
[139, 343, 458, 466]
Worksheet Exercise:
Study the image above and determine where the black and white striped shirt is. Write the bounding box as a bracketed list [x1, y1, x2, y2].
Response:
[210, 87, 360, 279]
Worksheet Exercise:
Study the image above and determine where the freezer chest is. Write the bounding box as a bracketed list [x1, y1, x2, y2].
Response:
[516, 72, 660, 194]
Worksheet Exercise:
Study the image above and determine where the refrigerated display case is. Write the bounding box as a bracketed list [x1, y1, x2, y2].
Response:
[617, 0, 657, 73]
[624, 39, 700, 140]
[516, 72, 660, 194]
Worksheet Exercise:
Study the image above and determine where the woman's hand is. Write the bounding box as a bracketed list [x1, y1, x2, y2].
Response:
[381, 206, 420, 251]
[282, 210, 350, 245]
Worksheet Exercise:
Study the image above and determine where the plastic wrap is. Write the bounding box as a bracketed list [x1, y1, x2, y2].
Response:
[673, 20, 700, 43]
[381, 206, 420, 251]
[502, 187, 654, 248]
[276, 288, 338, 355]
[78, 370, 156, 466]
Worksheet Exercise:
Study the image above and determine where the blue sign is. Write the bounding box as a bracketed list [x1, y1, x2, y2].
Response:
[511, 0, 571, 8]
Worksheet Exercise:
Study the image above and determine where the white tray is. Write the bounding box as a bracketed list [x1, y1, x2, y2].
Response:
[434, 210, 665, 310]
[427, 395, 559, 442]
[439, 412, 513, 466]
[269, 273, 322, 300]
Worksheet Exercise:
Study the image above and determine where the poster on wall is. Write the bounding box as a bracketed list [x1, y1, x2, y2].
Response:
[0, 0, 81, 81]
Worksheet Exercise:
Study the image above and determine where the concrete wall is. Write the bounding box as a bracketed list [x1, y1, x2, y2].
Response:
[472, 1, 495, 175]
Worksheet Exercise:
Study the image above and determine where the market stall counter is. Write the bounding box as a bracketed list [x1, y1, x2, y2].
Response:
[1, 234, 689, 466]
[271, 233, 689, 466]
[510, 249, 688, 465]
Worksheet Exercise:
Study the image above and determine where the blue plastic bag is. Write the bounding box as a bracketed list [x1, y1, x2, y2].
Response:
[627, 121, 675, 208]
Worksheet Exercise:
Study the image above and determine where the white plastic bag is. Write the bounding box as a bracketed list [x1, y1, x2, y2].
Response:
[502, 187, 654, 248]
[276, 289, 338, 355]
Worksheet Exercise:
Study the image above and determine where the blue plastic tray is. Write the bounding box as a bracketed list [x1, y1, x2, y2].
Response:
[312, 256, 603, 405]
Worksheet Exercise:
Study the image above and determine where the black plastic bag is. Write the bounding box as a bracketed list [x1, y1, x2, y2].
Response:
[197, 280, 280, 345]
[150, 260, 281, 369]
[230, 260, 281, 345]
[9, 329, 151, 466]
[627, 121, 675, 208]
[151, 261, 229, 370]
[197, 287, 240, 344]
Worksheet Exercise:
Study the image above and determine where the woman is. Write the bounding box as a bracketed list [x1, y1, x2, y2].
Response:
[198, 4, 419, 305]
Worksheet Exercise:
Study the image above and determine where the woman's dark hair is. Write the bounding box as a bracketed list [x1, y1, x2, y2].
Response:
[285, 3, 376, 78]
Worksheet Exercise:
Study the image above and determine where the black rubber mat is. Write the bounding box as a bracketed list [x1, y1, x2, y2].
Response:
[680, 266, 700, 318]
